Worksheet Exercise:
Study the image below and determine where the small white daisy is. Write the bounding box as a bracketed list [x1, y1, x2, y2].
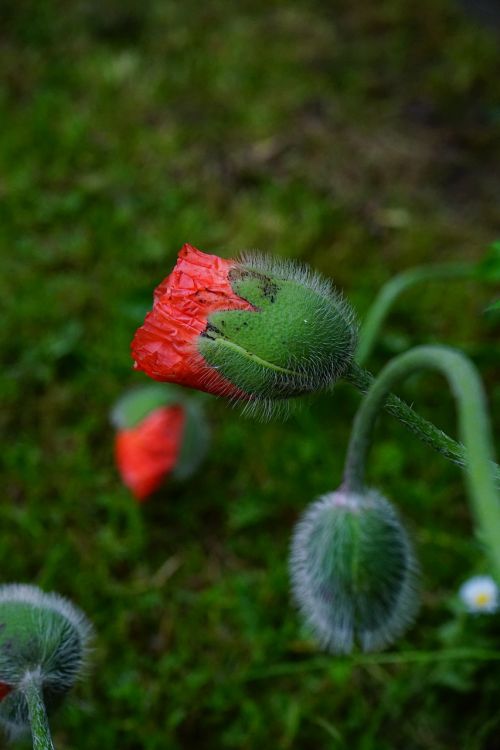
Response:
[459, 575, 499, 614]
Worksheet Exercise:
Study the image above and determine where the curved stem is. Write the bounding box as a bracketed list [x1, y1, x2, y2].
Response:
[356, 263, 473, 366]
[22, 673, 55, 750]
[345, 363, 500, 486]
[343, 346, 500, 581]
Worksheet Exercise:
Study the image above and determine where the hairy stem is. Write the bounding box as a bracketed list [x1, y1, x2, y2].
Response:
[23, 673, 55, 750]
[344, 347, 500, 580]
[345, 362, 500, 486]
[356, 263, 473, 366]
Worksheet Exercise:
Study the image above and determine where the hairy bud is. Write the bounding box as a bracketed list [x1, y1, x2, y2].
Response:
[198, 253, 357, 402]
[132, 245, 357, 413]
[0, 585, 92, 739]
[290, 489, 419, 653]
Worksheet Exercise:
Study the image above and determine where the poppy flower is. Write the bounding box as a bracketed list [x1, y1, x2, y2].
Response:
[112, 385, 209, 501]
[132, 244, 357, 409]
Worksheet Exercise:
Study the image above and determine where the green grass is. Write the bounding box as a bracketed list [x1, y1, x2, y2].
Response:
[1, 0, 499, 747]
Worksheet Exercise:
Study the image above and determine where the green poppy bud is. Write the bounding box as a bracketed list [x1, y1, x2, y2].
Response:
[132, 246, 357, 415]
[198, 254, 357, 407]
[290, 489, 419, 653]
[0, 585, 92, 740]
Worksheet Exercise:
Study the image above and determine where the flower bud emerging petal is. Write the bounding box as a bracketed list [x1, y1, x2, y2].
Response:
[290, 489, 419, 653]
[112, 385, 209, 500]
[132, 245, 357, 409]
[0, 585, 92, 738]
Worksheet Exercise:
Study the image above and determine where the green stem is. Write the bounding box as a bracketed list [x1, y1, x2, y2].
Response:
[22, 672, 55, 750]
[244, 649, 500, 681]
[343, 346, 500, 581]
[345, 363, 500, 486]
[356, 263, 473, 366]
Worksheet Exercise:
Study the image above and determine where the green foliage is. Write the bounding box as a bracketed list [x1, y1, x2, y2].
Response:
[1, 0, 499, 748]
[476, 242, 500, 283]
[486, 300, 500, 317]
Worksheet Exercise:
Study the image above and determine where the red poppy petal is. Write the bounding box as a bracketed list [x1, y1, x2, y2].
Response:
[0, 683, 12, 701]
[131, 244, 254, 397]
[115, 405, 186, 500]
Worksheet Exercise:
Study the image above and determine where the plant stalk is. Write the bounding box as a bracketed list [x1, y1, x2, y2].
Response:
[356, 263, 473, 365]
[22, 673, 55, 750]
[345, 362, 500, 486]
[343, 346, 500, 580]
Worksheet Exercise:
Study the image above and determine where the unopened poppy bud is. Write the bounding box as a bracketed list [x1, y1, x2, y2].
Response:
[111, 384, 209, 500]
[132, 245, 357, 408]
[290, 489, 419, 654]
[0, 585, 92, 739]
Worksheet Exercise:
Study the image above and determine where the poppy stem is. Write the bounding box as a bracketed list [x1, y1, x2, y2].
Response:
[22, 672, 55, 750]
[355, 262, 473, 366]
[343, 347, 500, 581]
[345, 362, 500, 485]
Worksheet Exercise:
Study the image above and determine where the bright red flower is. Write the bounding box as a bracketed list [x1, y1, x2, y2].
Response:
[115, 405, 185, 501]
[0, 683, 12, 701]
[131, 243, 253, 397]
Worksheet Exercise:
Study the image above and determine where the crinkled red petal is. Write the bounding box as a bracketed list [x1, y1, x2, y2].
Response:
[131, 244, 254, 397]
[0, 683, 12, 701]
[115, 406, 185, 501]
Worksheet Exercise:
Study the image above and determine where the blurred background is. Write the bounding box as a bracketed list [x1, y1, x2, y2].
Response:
[1, 0, 499, 747]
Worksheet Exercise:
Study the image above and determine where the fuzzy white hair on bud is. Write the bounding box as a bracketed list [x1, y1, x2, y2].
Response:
[0, 584, 92, 740]
[237, 251, 353, 309]
[290, 489, 420, 653]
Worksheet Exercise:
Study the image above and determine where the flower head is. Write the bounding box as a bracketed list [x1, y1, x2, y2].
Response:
[132, 244, 357, 412]
[459, 575, 499, 614]
[290, 488, 419, 653]
[0, 584, 92, 739]
[112, 385, 209, 500]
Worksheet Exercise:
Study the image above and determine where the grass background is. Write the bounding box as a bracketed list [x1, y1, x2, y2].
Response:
[1, 0, 499, 747]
